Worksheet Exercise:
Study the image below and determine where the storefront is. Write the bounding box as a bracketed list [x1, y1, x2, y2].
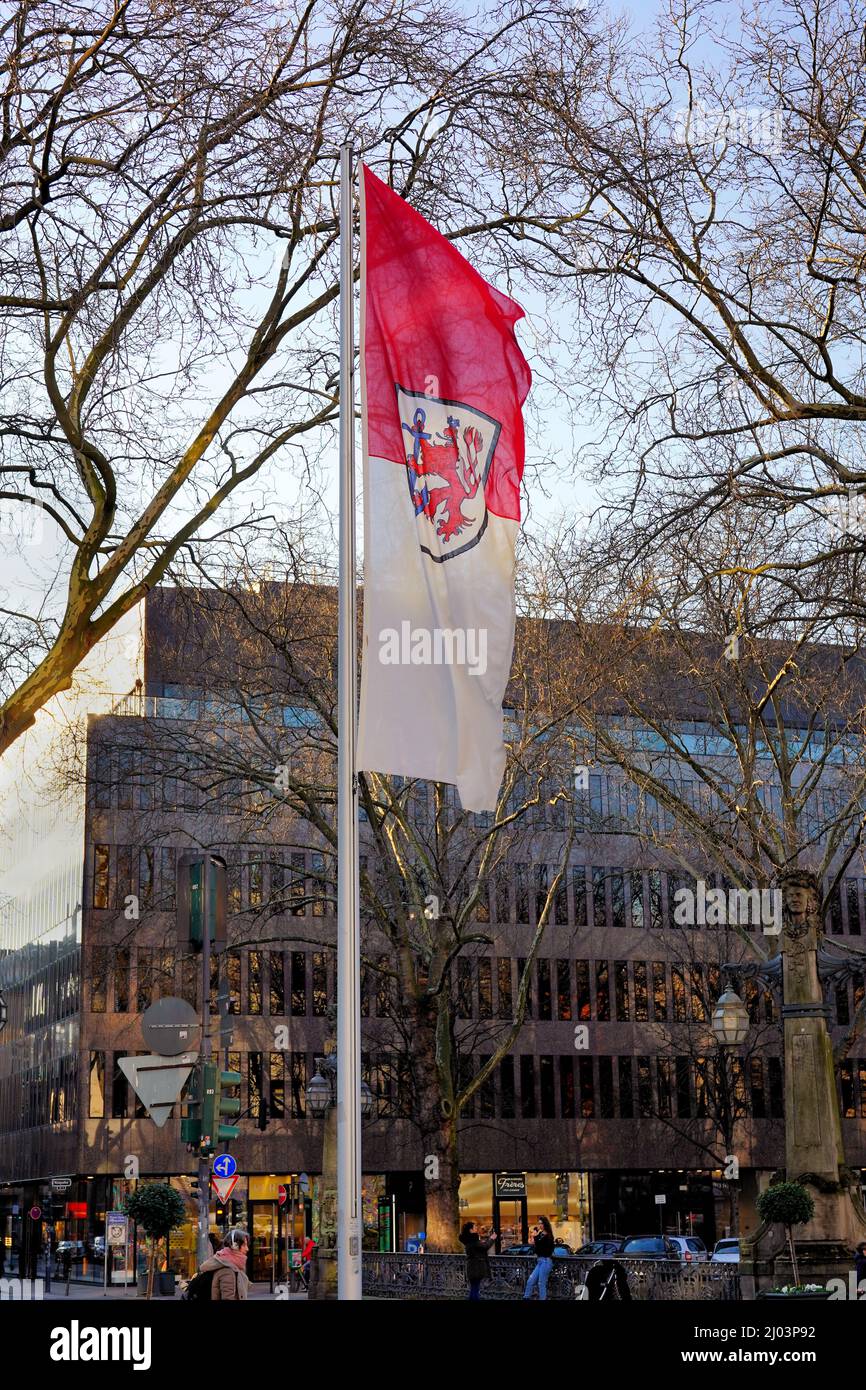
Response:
[458, 1172, 591, 1251]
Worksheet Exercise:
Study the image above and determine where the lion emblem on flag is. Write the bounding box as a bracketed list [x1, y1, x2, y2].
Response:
[396, 384, 501, 562]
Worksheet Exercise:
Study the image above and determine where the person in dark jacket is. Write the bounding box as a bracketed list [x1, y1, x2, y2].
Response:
[459, 1221, 497, 1301]
[523, 1216, 556, 1300]
[855, 1241, 866, 1296]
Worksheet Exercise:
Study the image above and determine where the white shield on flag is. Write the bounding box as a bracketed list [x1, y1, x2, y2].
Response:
[395, 385, 501, 563]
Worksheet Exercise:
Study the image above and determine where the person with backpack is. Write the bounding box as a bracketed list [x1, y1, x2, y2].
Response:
[523, 1216, 556, 1300]
[459, 1220, 497, 1301]
[188, 1227, 251, 1300]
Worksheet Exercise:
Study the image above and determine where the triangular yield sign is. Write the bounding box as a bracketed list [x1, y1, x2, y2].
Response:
[212, 1175, 238, 1203]
[118, 1052, 197, 1128]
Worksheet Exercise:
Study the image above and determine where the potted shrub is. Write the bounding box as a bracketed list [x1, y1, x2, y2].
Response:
[755, 1182, 825, 1297]
[124, 1184, 186, 1300]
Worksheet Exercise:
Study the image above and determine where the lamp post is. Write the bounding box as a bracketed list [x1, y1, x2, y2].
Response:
[305, 1044, 374, 1300]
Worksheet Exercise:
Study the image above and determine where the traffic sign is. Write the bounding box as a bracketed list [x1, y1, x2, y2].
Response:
[106, 1212, 128, 1247]
[211, 1175, 238, 1204]
[298, 1172, 311, 1197]
[118, 1052, 198, 1127]
[141, 997, 200, 1057]
[277, 1185, 288, 1207]
[50, 1176, 73, 1194]
[29, 1206, 41, 1221]
[212, 1152, 237, 1179]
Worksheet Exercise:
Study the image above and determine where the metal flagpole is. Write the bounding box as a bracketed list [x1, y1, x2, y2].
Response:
[336, 141, 362, 1300]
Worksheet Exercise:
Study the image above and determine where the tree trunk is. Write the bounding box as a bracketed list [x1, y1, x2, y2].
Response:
[146, 1241, 156, 1300]
[411, 996, 461, 1250]
[421, 1111, 460, 1252]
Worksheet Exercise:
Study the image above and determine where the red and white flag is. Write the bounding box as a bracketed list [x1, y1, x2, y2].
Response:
[357, 166, 531, 811]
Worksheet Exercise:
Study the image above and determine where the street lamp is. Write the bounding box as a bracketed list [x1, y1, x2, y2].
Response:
[711, 989, 750, 1046]
[306, 1062, 331, 1117]
[304, 1045, 374, 1299]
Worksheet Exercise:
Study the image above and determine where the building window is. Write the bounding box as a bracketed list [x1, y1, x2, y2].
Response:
[375, 956, 391, 1018]
[630, 871, 645, 928]
[598, 1056, 614, 1118]
[497, 958, 513, 1019]
[500, 1057, 516, 1119]
[475, 884, 490, 922]
[657, 1057, 672, 1117]
[111, 1053, 128, 1118]
[576, 960, 591, 1020]
[226, 951, 241, 1014]
[676, 1057, 691, 1118]
[139, 848, 154, 906]
[578, 1056, 594, 1117]
[846, 879, 862, 935]
[595, 960, 610, 1021]
[291, 852, 306, 915]
[270, 856, 285, 907]
[768, 1056, 784, 1117]
[249, 1052, 264, 1120]
[633, 961, 648, 1021]
[618, 1057, 633, 1118]
[540, 1055, 556, 1118]
[116, 845, 134, 909]
[136, 949, 153, 1011]
[312, 952, 328, 1015]
[535, 864, 549, 923]
[836, 983, 850, 1026]
[478, 958, 492, 1019]
[691, 965, 707, 1022]
[114, 947, 130, 1012]
[495, 869, 510, 922]
[826, 883, 844, 935]
[89, 1052, 105, 1118]
[91, 947, 108, 1012]
[572, 867, 587, 927]
[554, 873, 568, 926]
[93, 845, 110, 909]
[159, 847, 176, 910]
[269, 952, 285, 1015]
[537, 958, 552, 1020]
[117, 748, 134, 809]
[592, 867, 606, 927]
[516, 958, 532, 1017]
[311, 851, 326, 916]
[637, 1057, 653, 1117]
[695, 1057, 710, 1117]
[457, 958, 473, 1019]
[560, 1056, 575, 1118]
[270, 1053, 285, 1119]
[672, 965, 687, 1022]
[291, 952, 306, 1015]
[610, 869, 625, 928]
[181, 955, 198, 1011]
[249, 857, 263, 909]
[614, 961, 630, 1021]
[652, 962, 667, 1020]
[520, 1055, 536, 1118]
[750, 1057, 766, 1118]
[95, 747, 112, 809]
[479, 1056, 495, 1119]
[289, 1053, 307, 1118]
[556, 960, 572, 1021]
[648, 870, 663, 931]
[516, 864, 529, 923]
[248, 952, 263, 1015]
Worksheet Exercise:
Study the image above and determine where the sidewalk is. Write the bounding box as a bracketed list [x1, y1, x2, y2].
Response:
[40, 1281, 307, 1302]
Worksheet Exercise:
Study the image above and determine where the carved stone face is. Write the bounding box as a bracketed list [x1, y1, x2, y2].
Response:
[785, 884, 812, 916]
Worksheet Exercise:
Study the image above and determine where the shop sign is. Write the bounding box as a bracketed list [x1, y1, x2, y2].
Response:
[494, 1171, 527, 1200]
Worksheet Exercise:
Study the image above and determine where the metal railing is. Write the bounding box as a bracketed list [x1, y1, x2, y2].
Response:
[362, 1252, 741, 1301]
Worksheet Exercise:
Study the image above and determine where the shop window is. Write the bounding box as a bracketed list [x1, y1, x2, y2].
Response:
[291, 952, 306, 1015]
[93, 845, 110, 909]
[556, 960, 572, 1021]
[560, 1056, 575, 1118]
[540, 1055, 556, 1118]
[572, 866, 587, 927]
[269, 952, 285, 1016]
[497, 958, 513, 1019]
[614, 961, 630, 1021]
[598, 1056, 614, 1118]
[595, 960, 610, 1021]
[520, 1056, 536, 1119]
[537, 958, 552, 1020]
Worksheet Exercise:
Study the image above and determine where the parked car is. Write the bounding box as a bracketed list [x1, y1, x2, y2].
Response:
[54, 1240, 84, 1264]
[501, 1241, 574, 1257]
[620, 1235, 681, 1261]
[574, 1238, 625, 1257]
[667, 1235, 709, 1264]
[711, 1238, 740, 1264]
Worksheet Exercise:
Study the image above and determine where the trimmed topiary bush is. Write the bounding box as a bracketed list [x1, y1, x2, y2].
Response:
[757, 1182, 815, 1285]
[125, 1183, 186, 1299]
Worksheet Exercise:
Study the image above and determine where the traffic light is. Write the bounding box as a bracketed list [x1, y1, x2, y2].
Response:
[176, 853, 227, 953]
[200, 1063, 241, 1153]
[180, 1065, 202, 1150]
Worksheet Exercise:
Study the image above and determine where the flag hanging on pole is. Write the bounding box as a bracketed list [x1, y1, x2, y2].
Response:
[357, 165, 531, 812]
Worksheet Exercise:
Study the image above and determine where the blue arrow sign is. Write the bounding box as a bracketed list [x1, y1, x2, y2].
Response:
[212, 1152, 237, 1178]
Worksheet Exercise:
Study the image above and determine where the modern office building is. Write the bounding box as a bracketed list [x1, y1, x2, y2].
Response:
[1, 587, 864, 1282]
